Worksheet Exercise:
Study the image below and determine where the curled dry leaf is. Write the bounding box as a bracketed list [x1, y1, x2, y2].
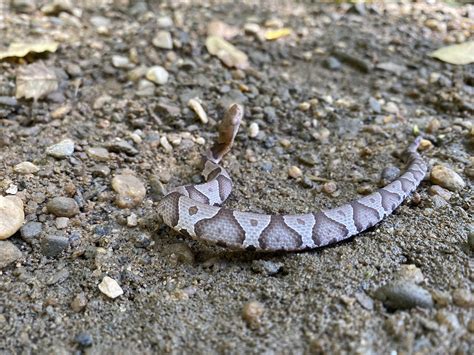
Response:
[205, 36, 249, 69]
[429, 41, 474, 65]
[264, 28, 292, 41]
[0, 41, 59, 60]
[16, 62, 59, 101]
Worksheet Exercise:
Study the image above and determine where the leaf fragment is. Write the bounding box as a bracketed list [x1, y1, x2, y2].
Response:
[429, 41, 474, 65]
[264, 28, 292, 41]
[0, 41, 59, 60]
[16, 62, 59, 101]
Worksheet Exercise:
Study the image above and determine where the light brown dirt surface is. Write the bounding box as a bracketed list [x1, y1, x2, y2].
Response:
[0, 0, 473, 353]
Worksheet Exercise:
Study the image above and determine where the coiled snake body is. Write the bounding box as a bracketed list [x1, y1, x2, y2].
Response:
[157, 104, 427, 252]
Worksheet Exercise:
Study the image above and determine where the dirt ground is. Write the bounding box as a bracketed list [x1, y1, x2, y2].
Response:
[0, 0, 473, 354]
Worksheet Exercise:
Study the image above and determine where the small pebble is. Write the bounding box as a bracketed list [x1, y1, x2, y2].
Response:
[111, 55, 131, 68]
[47, 197, 79, 217]
[298, 102, 311, 111]
[98, 276, 124, 299]
[152, 31, 173, 49]
[41, 235, 69, 257]
[107, 139, 138, 156]
[430, 165, 465, 192]
[369, 97, 382, 113]
[426, 118, 441, 133]
[55, 217, 69, 229]
[288, 166, 302, 179]
[418, 139, 433, 151]
[75, 332, 93, 348]
[13, 161, 39, 174]
[20, 221, 42, 242]
[428, 185, 452, 201]
[91, 164, 110, 177]
[134, 233, 152, 248]
[111, 174, 146, 208]
[452, 288, 473, 308]
[251, 260, 283, 275]
[164, 243, 195, 264]
[188, 98, 208, 124]
[248, 122, 259, 138]
[46, 139, 75, 158]
[242, 301, 264, 328]
[86, 147, 110, 161]
[381, 166, 401, 184]
[127, 213, 138, 227]
[323, 56, 342, 71]
[146, 66, 169, 85]
[395, 264, 424, 284]
[157, 15, 173, 28]
[160, 136, 173, 152]
[374, 281, 433, 310]
[0, 196, 24, 240]
[354, 292, 374, 310]
[70, 292, 87, 312]
[297, 153, 317, 166]
[0, 240, 22, 269]
[322, 181, 337, 195]
[384, 102, 399, 114]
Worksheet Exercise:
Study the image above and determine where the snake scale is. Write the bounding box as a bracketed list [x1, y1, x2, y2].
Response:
[157, 104, 427, 252]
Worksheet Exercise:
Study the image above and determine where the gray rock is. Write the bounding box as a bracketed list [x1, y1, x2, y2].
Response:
[355, 291, 374, 310]
[47, 197, 80, 217]
[46, 139, 75, 158]
[41, 235, 69, 257]
[251, 260, 283, 275]
[374, 281, 433, 310]
[298, 153, 318, 167]
[263, 106, 277, 123]
[0, 241, 22, 269]
[369, 97, 381, 113]
[381, 166, 400, 184]
[106, 139, 138, 156]
[20, 221, 43, 242]
[323, 56, 341, 71]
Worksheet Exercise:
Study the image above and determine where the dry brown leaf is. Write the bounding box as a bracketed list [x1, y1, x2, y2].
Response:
[16, 62, 59, 101]
[205, 36, 249, 69]
[0, 41, 59, 60]
[429, 41, 474, 65]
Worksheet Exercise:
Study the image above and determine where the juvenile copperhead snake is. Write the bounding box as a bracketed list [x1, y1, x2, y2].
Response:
[157, 104, 427, 252]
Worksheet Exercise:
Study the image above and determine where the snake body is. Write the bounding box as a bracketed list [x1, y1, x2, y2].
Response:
[157, 104, 427, 252]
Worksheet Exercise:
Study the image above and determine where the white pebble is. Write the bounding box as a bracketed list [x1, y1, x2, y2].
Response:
[188, 98, 208, 124]
[288, 166, 302, 178]
[146, 66, 169, 85]
[98, 276, 123, 299]
[112, 55, 131, 68]
[160, 136, 173, 152]
[248, 122, 259, 138]
[195, 137, 206, 145]
[127, 213, 138, 227]
[152, 31, 173, 49]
